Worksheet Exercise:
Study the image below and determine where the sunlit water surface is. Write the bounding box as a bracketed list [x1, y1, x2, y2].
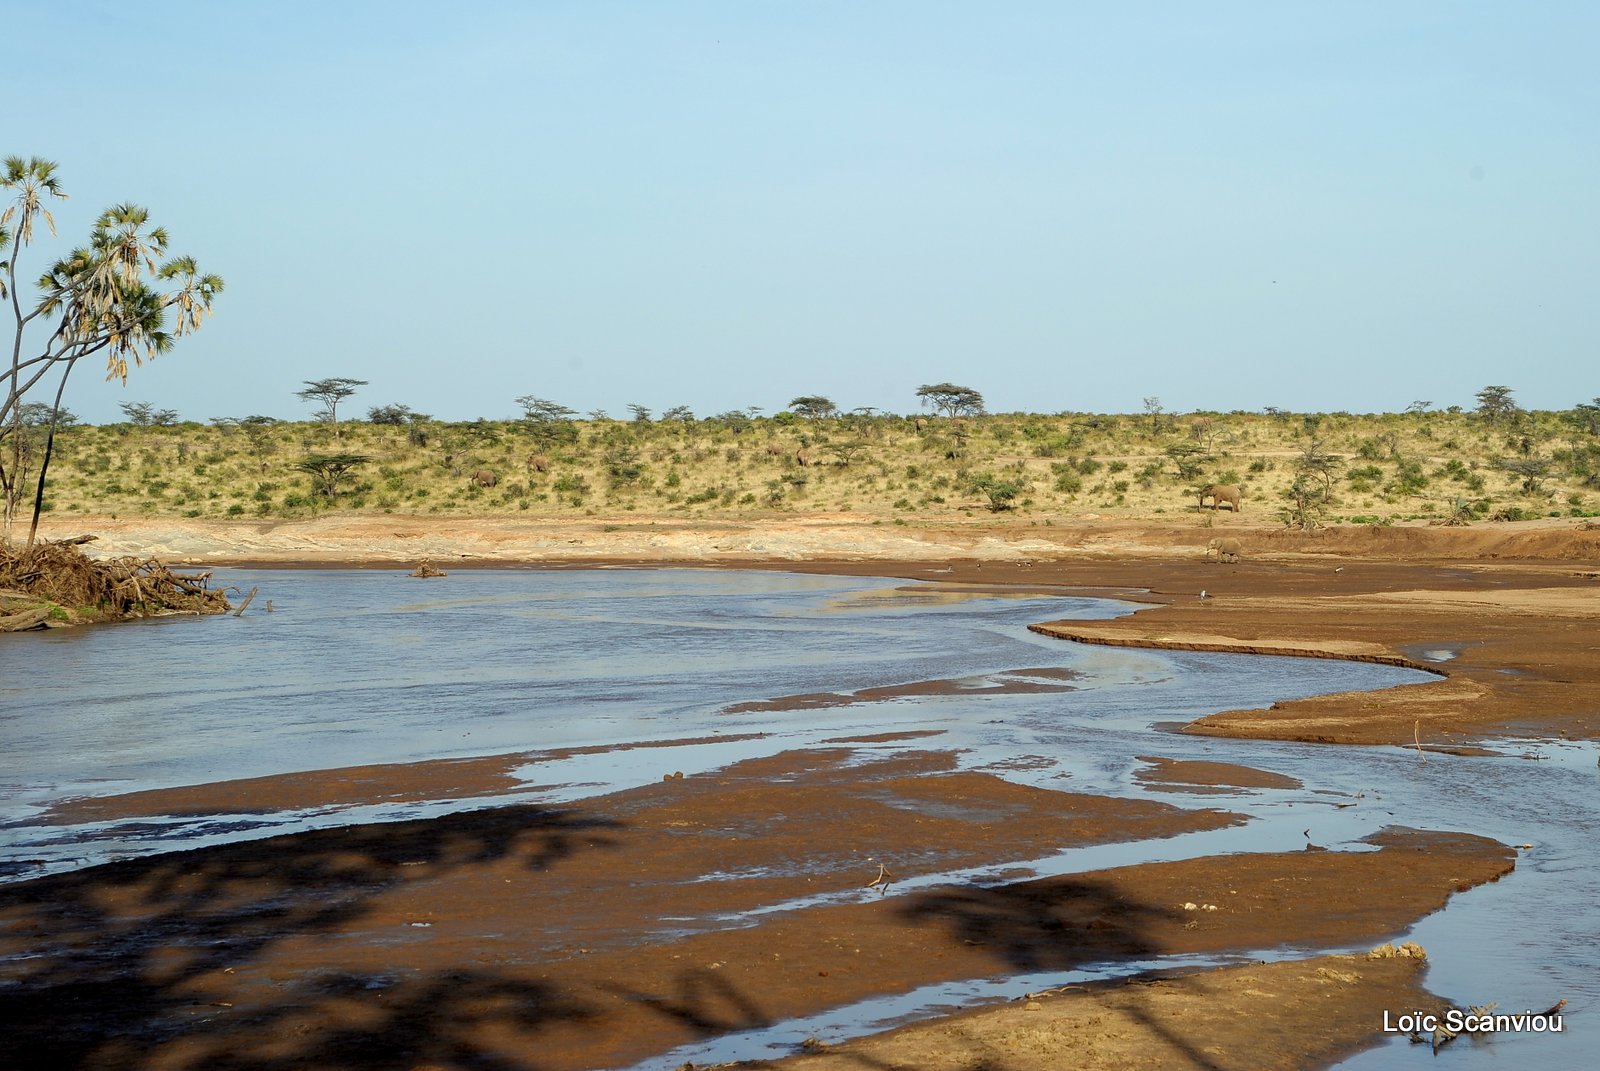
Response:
[1, 568, 1593, 1069]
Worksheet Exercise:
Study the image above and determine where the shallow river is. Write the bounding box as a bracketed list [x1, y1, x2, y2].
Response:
[1, 568, 1593, 1068]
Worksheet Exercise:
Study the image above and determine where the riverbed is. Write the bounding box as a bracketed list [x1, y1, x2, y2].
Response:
[1, 567, 1592, 1069]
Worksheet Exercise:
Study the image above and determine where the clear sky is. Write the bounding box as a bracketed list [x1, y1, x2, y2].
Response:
[8, 1, 1597, 424]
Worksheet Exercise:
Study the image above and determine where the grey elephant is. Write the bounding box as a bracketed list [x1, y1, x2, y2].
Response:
[471, 469, 498, 488]
[1206, 537, 1242, 563]
[1199, 483, 1242, 512]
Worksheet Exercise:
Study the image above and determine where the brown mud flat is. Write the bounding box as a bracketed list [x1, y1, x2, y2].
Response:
[744, 946, 1440, 1071]
[1133, 756, 1304, 795]
[0, 748, 1511, 1071]
[785, 551, 1600, 750]
[39, 733, 773, 826]
[11, 515, 1597, 1069]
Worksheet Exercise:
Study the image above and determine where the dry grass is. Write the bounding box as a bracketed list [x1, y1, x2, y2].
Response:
[22, 408, 1599, 528]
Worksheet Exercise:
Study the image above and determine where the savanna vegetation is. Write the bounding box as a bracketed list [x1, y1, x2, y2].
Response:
[27, 387, 1600, 532]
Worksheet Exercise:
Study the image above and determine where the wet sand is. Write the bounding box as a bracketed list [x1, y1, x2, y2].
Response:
[744, 947, 1445, 1071]
[6, 516, 1598, 1068]
[0, 753, 1514, 1071]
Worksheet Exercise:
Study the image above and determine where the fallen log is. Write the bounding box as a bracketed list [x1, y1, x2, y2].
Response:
[0, 606, 52, 632]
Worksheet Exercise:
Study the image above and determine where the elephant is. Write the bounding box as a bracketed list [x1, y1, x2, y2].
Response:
[796, 447, 812, 467]
[1206, 537, 1242, 563]
[471, 469, 498, 488]
[527, 453, 550, 474]
[1199, 483, 1243, 512]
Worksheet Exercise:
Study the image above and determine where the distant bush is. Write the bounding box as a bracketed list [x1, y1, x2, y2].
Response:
[1050, 463, 1082, 494]
[969, 474, 1023, 512]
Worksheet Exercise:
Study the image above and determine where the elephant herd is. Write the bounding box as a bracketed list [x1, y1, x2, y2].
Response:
[466, 455, 552, 489]
[1197, 484, 1243, 563]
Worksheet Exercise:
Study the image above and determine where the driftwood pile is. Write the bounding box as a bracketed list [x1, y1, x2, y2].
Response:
[0, 536, 231, 632]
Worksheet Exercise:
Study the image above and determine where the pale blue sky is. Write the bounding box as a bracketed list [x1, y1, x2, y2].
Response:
[9, 1, 1597, 424]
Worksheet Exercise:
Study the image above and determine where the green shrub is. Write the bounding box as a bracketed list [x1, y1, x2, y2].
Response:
[552, 474, 590, 494]
[969, 474, 1023, 512]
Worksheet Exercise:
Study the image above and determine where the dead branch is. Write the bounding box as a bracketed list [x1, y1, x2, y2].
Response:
[866, 862, 896, 895]
[0, 538, 231, 623]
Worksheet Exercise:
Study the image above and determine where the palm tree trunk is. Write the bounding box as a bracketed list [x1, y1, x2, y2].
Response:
[24, 357, 77, 549]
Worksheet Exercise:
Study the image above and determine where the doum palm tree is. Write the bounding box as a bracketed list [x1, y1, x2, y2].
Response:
[1, 156, 222, 545]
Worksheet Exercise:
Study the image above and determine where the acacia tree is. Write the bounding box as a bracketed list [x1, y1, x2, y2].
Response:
[2, 156, 222, 545]
[1475, 385, 1520, 424]
[233, 415, 281, 471]
[968, 472, 1023, 512]
[1571, 398, 1600, 437]
[515, 395, 578, 449]
[367, 403, 416, 425]
[294, 453, 373, 498]
[1295, 438, 1344, 500]
[1142, 396, 1166, 433]
[120, 400, 179, 427]
[916, 382, 985, 417]
[296, 377, 367, 437]
[789, 395, 837, 420]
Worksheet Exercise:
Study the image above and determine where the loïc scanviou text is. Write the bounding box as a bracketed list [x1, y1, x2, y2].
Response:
[1383, 1009, 1565, 1034]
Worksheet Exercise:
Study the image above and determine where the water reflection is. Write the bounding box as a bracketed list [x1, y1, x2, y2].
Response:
[2, 569, 1420, 863]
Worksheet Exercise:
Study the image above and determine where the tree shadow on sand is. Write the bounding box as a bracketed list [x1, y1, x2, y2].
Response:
[878, 877, 1233, 1071]
[598, 965, 772, 1038]
[609, 877, 1231, 1071]
[897, 875, 1181, 971]
[0, 802, 621, 1071]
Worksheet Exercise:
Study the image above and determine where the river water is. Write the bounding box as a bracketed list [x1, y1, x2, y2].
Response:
[1, 568, 1593, 1068]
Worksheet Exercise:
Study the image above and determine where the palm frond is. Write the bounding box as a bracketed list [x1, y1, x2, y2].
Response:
[1, 157, 68, 246]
